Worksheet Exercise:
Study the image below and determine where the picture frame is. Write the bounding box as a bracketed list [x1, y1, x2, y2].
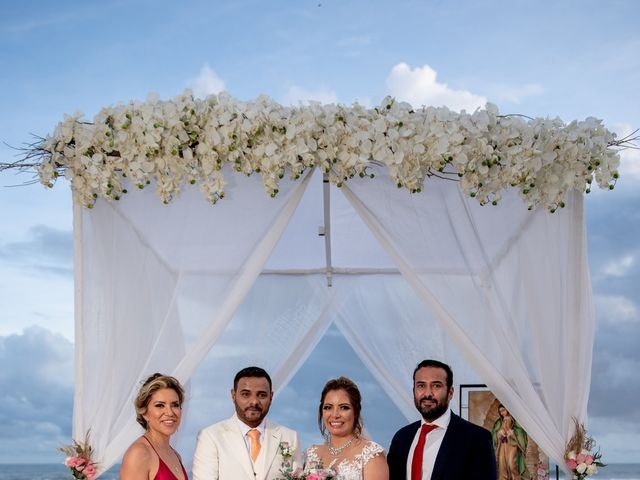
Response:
[459, 384, 556, 480]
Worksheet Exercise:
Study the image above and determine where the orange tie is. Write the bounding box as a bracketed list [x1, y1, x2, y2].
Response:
[247, 429, 261, 462]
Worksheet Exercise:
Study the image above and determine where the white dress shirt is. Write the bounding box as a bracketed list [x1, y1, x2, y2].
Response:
[235, 416, 266, 459]
[405, 408, 451, 480]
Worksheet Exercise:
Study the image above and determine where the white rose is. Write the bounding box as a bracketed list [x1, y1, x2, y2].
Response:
[586, 464, 597, 475]
[576, 463, 587, 474]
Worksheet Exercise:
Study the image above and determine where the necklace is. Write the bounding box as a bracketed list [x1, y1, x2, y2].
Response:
[144, 435, 182, 475]
[327, 436, 354, 455]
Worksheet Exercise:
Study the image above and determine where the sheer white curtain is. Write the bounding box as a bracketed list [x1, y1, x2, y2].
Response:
[181, 274, 339, 393]
[73, 169, 314, 473]
[73, 166, 594, 475]
[332, 274, 480, 420]
[171, 273, 345, 466]
[341, 169, 594, 468]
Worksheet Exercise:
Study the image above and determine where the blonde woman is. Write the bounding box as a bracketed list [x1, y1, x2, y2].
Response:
[121, 374, 187, 480]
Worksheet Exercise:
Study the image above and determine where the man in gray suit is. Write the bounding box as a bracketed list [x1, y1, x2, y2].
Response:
[193, 366, 301, 480]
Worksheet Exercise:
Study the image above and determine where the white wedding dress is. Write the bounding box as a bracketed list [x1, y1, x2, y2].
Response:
[304, 441, 385, 480]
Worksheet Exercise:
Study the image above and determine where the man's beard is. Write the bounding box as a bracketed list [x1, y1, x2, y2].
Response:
[242, 405, 265, 419]
[414, 396, 449, 422]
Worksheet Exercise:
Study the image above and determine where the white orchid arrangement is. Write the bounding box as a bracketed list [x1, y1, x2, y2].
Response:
[20, 90, 631, 211]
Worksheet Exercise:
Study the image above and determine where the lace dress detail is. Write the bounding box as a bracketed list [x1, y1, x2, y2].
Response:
[304, 441, 385, 480]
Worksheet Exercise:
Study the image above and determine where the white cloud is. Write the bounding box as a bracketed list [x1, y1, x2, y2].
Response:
[284, 86, 338, 105]
[386, 63, 486, 112]
[613, 123, 640, 180]
[595, 294, 639, 324]
[491, 83, 545, 104]
[0, 225, 73, 270]
[587, 416, 640, 463]
[602, 253, 636, 277]
[0, 224, 74, 339]
[188, 64, 225, 98]
[0, 326, 74, 462]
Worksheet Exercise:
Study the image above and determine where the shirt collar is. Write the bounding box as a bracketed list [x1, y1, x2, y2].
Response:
[235, 413, 266, 437]
[420, 407, 451, 430]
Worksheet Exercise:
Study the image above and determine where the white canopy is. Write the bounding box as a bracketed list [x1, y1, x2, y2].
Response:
[72, 165, 594, 474]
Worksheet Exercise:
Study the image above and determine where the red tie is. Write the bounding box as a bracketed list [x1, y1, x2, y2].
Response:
[411, 424, 438, 480]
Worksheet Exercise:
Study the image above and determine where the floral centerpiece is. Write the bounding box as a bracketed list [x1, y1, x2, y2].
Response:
[8, 90, 636, 212]
[58, 431, 98, 480]
[277, 441, 335, 480]
[564, 420, 605, 479]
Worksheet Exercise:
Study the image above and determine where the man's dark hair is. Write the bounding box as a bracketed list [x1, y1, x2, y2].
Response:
[413, 359, 453, 390]
[233, 366, 272, 391]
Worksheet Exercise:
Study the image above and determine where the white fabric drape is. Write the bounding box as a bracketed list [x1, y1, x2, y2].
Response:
[332, 274, 479, 420]
[72, 167, 594, 476]
[73, 169, 314, 472]
[340, 170, 594, 468]
[170, 273, 345, 463]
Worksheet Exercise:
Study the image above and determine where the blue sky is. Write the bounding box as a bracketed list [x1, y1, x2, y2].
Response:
[1, 0, 639, 468]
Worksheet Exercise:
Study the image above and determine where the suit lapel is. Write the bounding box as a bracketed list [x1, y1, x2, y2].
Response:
[222, 418, 255, 478]
[431, 412, 459, 480]
[401, 421, 421, 478]
[255, 420, 282, 480]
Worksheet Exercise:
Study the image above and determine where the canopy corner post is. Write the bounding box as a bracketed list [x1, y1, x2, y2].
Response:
[321, 173, 333, 287]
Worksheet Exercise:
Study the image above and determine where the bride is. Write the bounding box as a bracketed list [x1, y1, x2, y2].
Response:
[305, 377, 389, 480]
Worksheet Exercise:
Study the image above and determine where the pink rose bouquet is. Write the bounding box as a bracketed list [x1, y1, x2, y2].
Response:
[564, 420, 605, 479]
[276, 442, 335, 480]
[305, 468, 336, 480]
[59, 431, 99, 480]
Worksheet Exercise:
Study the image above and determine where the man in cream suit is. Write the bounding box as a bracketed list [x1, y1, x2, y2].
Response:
[192, 366, 301, 480]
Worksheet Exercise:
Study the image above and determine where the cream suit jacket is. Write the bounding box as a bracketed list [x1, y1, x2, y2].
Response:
[192, 415, 301, 480]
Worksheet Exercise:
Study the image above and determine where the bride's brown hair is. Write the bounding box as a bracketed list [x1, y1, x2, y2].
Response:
[318, 376, 364, 439]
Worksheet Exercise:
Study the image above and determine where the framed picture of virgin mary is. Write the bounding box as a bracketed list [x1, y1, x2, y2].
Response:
[459, 386, 552, 480]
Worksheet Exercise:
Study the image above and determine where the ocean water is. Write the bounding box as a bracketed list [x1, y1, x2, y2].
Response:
[0, 464, 638, 479]
[555, 463, 640, 480]
[0, 464, 120, 480]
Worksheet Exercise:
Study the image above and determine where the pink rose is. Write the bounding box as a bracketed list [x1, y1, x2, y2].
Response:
[576, 452, 587, 464]
[83, 464, 96, 476]
[65, 456, 85, 469]
[566, 459, 577, 470]
[307, 474, 321, 480]
[585, 455, 594, 465]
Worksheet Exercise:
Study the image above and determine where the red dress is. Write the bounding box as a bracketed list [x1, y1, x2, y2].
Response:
[143, 436, 188, 480]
